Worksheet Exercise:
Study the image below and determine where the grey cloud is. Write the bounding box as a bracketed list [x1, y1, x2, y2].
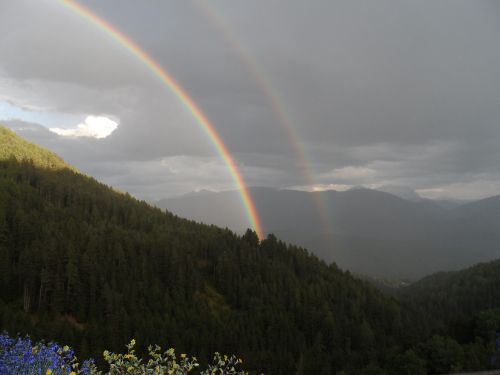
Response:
[2, 0, 500, 200]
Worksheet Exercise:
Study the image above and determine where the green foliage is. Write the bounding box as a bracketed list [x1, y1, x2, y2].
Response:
[475, 309, 500, 342]
[201, 353, 246, 375]
[0, 126, 73, 170]
[419, 335, 464, 374]
[400, 260, 500, 330]
[0, 333, 247, 375]
[100, 339, 247, 375]
[389, 349, 426, 375]
[398, 260, 500, 373]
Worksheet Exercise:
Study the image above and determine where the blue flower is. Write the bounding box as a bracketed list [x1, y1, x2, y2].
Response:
[0, 332, 93, 375]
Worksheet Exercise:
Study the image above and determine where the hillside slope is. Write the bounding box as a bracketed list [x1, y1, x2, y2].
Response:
[0, 128, 410, 374]
[2, 128, 500, 374]
[400, 259, 500, 332]
[0, 126, 73, 170]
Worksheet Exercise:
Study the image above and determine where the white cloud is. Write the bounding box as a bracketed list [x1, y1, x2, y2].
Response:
[417, 179, 500, 201]
[50, 116, 118, 139]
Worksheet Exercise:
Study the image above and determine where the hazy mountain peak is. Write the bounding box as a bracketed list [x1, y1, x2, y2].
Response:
[347, 185, 370, 191]
[347, 184, 422, 201]
[375, 185, 422, 201]
[181, 189, 218, 198]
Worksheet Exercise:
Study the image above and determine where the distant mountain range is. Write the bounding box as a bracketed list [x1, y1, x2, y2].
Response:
[157, 187, 500, 279]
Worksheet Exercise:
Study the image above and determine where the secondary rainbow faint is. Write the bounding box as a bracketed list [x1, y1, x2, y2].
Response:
[58, 0, 264, 239]
[195, 1, 334, 237]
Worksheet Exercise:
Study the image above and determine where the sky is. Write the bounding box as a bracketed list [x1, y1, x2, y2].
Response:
[1, 0, 500, 202]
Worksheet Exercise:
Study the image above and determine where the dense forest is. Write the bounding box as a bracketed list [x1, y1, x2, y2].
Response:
[0, 126, 500, 374]
[400, 260, 500, 348]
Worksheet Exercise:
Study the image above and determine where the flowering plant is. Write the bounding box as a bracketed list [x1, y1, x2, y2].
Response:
[0, 333, 96, 375]
[0, 334, 248, 375]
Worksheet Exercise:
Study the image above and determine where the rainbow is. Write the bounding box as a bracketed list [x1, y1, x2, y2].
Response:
[58, 0, 264, 239]
[195, 1, 334, 238]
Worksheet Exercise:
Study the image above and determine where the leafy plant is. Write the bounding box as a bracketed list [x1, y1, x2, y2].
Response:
[0, 333, 96, 374]
[0, 334, 248, 375]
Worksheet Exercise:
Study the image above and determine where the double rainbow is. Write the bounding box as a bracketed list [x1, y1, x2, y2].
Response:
[195, 1, 334, 238]
[58, 0, 264, 239]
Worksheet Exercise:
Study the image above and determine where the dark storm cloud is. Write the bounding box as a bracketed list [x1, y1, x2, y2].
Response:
[1, 0, 500, 200]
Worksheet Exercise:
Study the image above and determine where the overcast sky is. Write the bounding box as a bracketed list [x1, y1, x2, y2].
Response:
[1, 0, 500, 202]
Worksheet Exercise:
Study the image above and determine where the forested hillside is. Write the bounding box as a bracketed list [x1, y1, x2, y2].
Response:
[394, 260, 500, 374]
[400, 259, 500, 338]
[0, 127, 409, 374]
[1, 127, 500, 374]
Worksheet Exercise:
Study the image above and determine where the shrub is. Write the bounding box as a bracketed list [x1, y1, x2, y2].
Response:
[0, 333, 248, 375]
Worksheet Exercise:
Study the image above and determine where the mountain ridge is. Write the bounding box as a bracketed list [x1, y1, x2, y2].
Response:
[157, 187, 500, 279]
